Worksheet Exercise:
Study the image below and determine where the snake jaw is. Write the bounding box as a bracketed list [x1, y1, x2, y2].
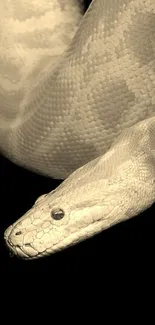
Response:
[5, 234, 40, 259]
[4, 221, 36, 258]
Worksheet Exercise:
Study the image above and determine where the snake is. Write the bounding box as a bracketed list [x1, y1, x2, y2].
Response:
[1, 0, 155, 259]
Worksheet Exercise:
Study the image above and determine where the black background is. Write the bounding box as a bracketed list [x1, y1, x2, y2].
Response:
[1, 0, 155, 274]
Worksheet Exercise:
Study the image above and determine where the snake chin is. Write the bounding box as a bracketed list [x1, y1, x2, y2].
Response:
[5, 240, 39, 259]
[4, 227, 37, 259]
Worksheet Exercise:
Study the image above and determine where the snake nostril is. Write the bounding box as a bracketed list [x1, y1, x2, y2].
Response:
[15, 231, 22, 236]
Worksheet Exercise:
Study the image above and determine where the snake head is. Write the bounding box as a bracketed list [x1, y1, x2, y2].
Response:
[4, 182, 108, 259]
[4, 155, 118, 259]
[3, 165, 98, 259]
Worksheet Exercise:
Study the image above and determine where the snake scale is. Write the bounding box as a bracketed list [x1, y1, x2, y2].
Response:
[1, 0, 155, 259]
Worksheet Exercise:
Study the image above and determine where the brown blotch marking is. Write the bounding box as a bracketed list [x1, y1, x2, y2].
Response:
[124, 12, 155, 66]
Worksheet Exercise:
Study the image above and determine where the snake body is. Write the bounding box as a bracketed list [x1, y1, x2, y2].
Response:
[2, 0, 155, 259]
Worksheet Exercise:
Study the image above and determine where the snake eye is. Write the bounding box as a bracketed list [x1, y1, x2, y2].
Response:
[51, 208, 65, 220]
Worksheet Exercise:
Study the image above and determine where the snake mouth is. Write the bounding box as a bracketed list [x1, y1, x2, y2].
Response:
[4, 229, 48, 260]
[5, 234, 40, 259]
[4, 224, 40, 259]
[5, 238, 30, 258]
[4, 226, 25, 258]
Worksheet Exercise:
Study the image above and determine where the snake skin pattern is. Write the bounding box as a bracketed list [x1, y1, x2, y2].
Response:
[2, 0, 155, 259]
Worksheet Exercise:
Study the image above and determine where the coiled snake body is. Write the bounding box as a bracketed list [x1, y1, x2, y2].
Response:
[2, 0, 155, 259]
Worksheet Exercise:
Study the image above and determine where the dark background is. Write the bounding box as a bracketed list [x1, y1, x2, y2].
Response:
[1, 0, 155, 273]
